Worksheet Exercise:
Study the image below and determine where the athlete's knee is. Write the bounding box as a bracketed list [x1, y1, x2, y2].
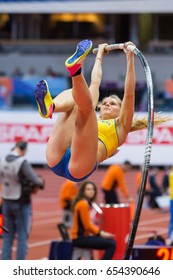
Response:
[79, 97, 93, 113]
[76, 106, 95, 127]
[46, 156, 55, 168]
[46, 151, 59, 168]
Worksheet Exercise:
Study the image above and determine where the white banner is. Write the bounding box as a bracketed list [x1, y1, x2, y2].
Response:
[0, 111, 172, 165]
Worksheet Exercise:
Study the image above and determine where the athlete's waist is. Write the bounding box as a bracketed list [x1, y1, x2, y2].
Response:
[98, 135, 118, 158]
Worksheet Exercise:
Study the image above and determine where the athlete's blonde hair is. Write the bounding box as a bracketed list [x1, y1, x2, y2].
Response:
[131, 113, 172, 132]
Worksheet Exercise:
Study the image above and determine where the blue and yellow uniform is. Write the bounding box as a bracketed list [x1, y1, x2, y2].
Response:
[98, 118, 119, 158]
[51, 118, 119, 181]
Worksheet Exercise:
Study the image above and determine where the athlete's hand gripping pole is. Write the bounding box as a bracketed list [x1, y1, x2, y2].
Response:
[93, 43, 137, 54]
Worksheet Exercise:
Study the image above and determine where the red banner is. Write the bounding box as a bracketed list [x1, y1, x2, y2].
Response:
[0, 123, 52, 143]
[126, 126, 173, 145]
[0, 122, 173, 145]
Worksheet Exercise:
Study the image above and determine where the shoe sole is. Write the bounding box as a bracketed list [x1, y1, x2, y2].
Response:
[35, 80, 53, 118]
[65, 39, 92, 75]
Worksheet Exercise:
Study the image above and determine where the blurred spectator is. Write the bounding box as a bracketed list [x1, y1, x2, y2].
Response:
[145, 231, 165, 246]
[71, 181, 116, 260]
[0, 183, 2, 215]
[0, 82, 8, 107]
[101, 161, 133, 204]
[11, 67, 23, 77]
[164, 74, 173, 98]
[166, 166, 173, 246]
[0, 71, 7, 77]
[162, 166, 169, 194]
[148, 167, 162, 209]
[45, 66, 57, 77]
[136, 166, 149, 193]
[135, 166, 150, 208]
[0, 80, 11, 108]
[24, 67, 37, 79]
[59, 179, 78, 228]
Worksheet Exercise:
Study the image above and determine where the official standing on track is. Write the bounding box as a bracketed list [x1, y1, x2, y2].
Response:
[0, 141, 44, 260]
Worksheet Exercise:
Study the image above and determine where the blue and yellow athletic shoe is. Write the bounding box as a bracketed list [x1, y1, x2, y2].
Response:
[35, 80, 53, 119]
[65, 39, 92, 76]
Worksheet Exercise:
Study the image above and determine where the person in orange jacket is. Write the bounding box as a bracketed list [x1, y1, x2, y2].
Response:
[136, 166, 150, 193]
[101, 161, 133, 204]
[71, 180, 116, 259]
[135, 166, 151, 208]
[59, 179, 78, 228]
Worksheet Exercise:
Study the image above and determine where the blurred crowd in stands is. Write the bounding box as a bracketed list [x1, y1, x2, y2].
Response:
[1, 66, 173, 111]
[154, 74, 173, 111]
[0, 66, 64, 78]
[0, 66, 68, 109]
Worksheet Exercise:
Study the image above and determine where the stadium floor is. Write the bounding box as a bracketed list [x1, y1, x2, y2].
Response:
[0, 168, 169, 260]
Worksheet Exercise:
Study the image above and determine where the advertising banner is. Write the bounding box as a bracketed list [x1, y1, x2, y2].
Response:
[0, 111, 172, 166]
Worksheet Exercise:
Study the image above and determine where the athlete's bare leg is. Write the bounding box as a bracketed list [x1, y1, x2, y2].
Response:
[45, 89, 76, 166]
[53, 89, 75, 112]
[46, 106, 77, 167]
[68, 73, 98, 179]
[68, 43, 107, 178]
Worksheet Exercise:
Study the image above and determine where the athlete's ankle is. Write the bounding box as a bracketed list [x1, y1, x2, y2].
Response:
[72, 68, 82, 77]
[53, 102, 55, 112]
